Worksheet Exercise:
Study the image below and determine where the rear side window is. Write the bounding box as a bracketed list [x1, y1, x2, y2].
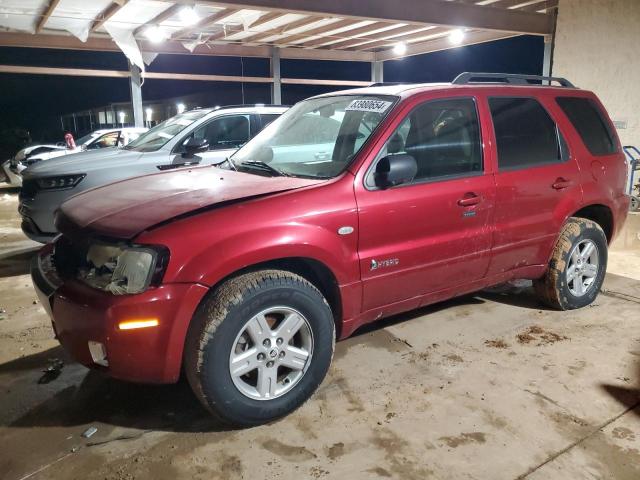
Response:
[489, 97, 561, 169]
[260, 114, 280, 128]
[556, 97, 617, 156]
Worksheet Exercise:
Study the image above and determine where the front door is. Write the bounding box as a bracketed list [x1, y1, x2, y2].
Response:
[356, 96, 496, 311]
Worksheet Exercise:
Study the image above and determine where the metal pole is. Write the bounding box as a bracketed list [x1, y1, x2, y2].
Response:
[371, 61, 384, 83]
[542, 35, 553, 84]
[270, 47, 282, 105]
[129, 62, 144, 127]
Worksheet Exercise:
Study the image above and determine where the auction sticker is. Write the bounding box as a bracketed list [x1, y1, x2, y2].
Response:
[346, 99, 392, 113]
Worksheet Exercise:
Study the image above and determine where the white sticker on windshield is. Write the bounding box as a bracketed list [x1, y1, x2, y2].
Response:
[346, 99, 392, 113]
[157, 132, 173, 139]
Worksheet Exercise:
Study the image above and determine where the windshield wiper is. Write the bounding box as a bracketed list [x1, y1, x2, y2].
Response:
[213, 157, 237, 171]
[239, 160, 288, 177]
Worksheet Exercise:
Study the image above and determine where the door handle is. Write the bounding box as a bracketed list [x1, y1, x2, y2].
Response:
[457, 193, 482, 207]
[552, 178, 572, 190]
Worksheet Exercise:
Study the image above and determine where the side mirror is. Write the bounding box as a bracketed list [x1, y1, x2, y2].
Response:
[374, 154, 417, 189]
[182, 137, 209, 158]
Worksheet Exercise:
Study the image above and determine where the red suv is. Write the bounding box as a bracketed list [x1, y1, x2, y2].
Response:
[32, 73, 630, 426]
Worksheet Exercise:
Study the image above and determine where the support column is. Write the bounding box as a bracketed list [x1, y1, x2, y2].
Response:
[129, 62, 144, 127]
[371, 61, 384, 84]
[542, 35, 553, 82]
[271, 47, 282, 105]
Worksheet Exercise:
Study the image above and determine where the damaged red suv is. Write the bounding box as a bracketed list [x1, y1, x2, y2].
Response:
[33, 73, 630, 426]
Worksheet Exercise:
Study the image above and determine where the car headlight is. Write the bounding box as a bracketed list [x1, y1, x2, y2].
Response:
[78, 243, 169, 295]
[36, 174, 85, 190]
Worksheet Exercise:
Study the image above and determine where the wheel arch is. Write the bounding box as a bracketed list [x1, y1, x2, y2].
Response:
[570, 204, 614, 242]
[200, 257, 344, 338]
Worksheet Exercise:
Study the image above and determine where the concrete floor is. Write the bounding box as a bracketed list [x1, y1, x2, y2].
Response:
[1, 183, 639, 480]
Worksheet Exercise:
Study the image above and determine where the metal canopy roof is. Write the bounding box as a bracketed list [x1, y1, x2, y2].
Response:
[0, 0, 557, 65]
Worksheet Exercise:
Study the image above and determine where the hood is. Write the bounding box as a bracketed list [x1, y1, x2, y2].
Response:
[57, 166, 324, 239]
[23, 148, 143, 176]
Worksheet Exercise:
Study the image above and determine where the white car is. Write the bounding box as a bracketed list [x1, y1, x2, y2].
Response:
[5, 127, 148, 186]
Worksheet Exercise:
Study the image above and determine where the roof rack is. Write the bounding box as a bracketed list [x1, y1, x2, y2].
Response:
[452, 72, 576, 88]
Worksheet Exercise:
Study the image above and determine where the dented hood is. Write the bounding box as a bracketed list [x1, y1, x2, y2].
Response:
[57, 165, 323, 239]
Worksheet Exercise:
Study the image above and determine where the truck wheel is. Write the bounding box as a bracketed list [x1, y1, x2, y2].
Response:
[184, 270, 335, 426]
[534, 217, 607, 310]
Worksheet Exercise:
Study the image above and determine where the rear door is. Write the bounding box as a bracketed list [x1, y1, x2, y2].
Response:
[485, 94, 582, 275]
[356, 94, 496, 311]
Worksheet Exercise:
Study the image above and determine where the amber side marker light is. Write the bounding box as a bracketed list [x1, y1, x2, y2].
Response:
[118, 319, 159, 331]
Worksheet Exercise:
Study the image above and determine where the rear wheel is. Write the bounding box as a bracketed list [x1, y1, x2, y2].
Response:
[184, 270, 335, 426]
[534, 217, 607, 310]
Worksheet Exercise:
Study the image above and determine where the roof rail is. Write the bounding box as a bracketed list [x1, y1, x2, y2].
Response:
[369, 82, 410, 87]
[452, 72, 576, 88]
[211, 104, 291, 110]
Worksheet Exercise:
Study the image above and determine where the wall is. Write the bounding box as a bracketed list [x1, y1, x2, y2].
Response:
[553, 0, 640, 149]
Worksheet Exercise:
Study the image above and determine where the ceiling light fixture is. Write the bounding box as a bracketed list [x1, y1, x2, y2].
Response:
[144, 25, 167, 43]
[449, 29, 465, 45]
[392, 42, 407, 56]
[177, 103, 186, 114]
[179, 7, 200, 26]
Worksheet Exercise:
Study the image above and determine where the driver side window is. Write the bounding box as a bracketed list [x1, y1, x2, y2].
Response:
[369, 97, 482, 187]
[191, 115, 250, 151]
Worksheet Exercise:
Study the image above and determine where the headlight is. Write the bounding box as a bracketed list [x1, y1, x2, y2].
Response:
[36, 174, 85, 190]
[78, 243, 169, 295]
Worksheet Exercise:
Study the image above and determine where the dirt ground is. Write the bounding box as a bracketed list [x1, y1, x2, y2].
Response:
[1, 183, 640, 480]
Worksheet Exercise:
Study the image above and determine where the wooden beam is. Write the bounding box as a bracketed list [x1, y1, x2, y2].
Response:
[247, 11, 285, 29]
[201, 0, 553, 34]
[0, 32, 375, 61]
[133, 4, 183, 36]
[0, 64, 370, 86]
[91, 1, 129, 33]
[241, 15, 323, 44]
[375, 29, 519, 60]
[299, 21, 400, 48]
[171, 8, 240, 40]
[269, 18, 357, 46]
[355, 27, 451, 51]
[36, 0, 62, 34]
[298, 23, 418, 49]
[312, 25, 435, 50]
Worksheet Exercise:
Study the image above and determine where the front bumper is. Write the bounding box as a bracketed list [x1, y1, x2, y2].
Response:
[32, 246, 209, 383]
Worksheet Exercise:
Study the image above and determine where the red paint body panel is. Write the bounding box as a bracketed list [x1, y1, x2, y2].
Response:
[39, 83, 630, 383]
[51, 280, 208, 383]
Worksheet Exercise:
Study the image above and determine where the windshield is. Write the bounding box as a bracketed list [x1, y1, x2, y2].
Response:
[231, 95, 397, 178]
[125, 109, 212, 152]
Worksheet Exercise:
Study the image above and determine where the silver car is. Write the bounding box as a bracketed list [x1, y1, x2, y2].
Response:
[19, 105, 287, 242]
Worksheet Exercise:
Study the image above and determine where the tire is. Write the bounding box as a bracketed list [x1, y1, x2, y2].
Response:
[184, 269, 335, 427]
[534, 217, 608, 310]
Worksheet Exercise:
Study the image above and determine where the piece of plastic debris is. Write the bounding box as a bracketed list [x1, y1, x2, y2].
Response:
[33, 300, 38, 305]
[38, 358, 64, 384]
[82, 427, 98, 438]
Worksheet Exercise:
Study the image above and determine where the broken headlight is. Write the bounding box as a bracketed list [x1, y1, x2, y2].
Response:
[78, 243, 169, 295]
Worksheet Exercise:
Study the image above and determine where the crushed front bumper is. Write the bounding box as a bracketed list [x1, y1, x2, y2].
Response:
[31, 244, 209, 383]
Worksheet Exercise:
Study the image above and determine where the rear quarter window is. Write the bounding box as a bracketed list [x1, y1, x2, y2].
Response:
[556, 97, 617, 156]
[489, 97, 563, 170]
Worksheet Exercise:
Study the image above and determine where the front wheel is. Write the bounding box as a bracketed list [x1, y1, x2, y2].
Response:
[184, 270, 335, 426]
[534, 217, 608, 310]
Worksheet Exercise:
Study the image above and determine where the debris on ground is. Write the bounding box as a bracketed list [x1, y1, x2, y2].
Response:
[82, 427, 98, 439]
[484, 339, 510, 349]
[37, 358, 64, 384]
[0, 308, 5, 320]
[516, 325, 568, 346]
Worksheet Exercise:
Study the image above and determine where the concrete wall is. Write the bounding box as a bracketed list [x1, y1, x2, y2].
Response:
[553, 0, 640, 148]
